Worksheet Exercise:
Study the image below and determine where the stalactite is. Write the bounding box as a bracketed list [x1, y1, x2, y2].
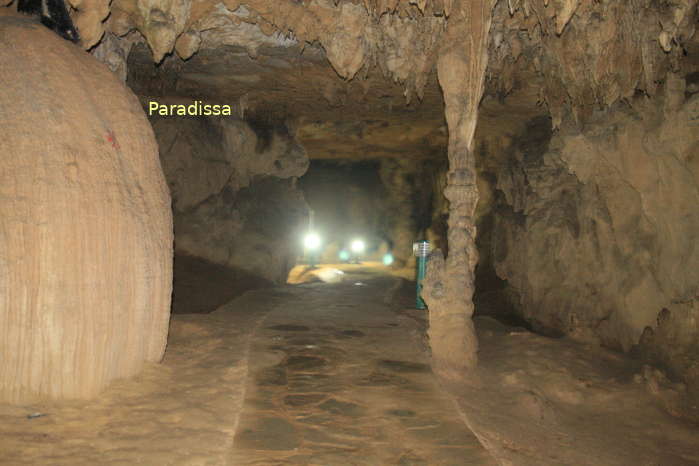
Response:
[422, 0, 497, 381]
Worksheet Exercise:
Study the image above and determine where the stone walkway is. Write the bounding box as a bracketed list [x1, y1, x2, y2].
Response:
[229, 271, 496, 465]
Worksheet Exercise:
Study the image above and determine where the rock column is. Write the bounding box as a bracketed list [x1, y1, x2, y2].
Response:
[423, 0, 496, 380]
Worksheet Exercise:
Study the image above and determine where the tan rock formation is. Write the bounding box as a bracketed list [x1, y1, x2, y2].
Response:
[0, 15, 173, 402]
[151, 115, 308, 283]
[491, 81, 699, 395]
[378, 159, 434, 266]
[422, 0, 497, 380]
[9, 0, 695, 397]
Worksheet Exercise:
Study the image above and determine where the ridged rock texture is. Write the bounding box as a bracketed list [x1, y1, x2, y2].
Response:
[0, 14, 173, 402]
[151, 116, 309, 284]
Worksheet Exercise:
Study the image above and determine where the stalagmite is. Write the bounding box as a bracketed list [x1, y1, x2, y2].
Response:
[422, 0, 496, 380]
[0, 14, 173, 402]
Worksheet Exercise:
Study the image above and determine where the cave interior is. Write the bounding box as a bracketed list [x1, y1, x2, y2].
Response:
[1, 0, 699, 464]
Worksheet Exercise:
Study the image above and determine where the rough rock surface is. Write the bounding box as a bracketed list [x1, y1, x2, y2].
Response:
[0, 15, 172, 402]
[492, 82, 699, 397]
[423, 0, 497, 379]
[379, 158, 435, 266]
[126, 42, 446, 163]
[39, 0, 697, 135]
[452, 316, 699, 465]
[152, 115, 309, 283]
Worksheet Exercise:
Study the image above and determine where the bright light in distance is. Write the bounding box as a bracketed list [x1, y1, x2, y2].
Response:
[382, 253, 394, 266]
[304, 233, 321, 250]
[350, 239, 365, 253]
[338, 250, 350, 261]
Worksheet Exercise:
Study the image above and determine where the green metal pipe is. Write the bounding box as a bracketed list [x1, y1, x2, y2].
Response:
[416, 254, 427, 309]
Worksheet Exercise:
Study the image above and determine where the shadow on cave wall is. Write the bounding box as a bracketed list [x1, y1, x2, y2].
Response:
[473, 115, 555, 332]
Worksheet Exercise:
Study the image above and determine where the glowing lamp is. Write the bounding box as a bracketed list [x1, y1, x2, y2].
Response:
[350, 239, 365, 254]
[304, 233, 321, 250]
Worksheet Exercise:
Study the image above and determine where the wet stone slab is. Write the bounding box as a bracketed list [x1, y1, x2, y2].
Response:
[294, 413, 335, 425]
[356, 371, 414, 387]
[230, 276, 496, 465]
[288, 374, 340, 393]
[286, 345, 346, 360]
[284, 337, 328, 346]
[386, 408, 417, 418]
[409, 420, 483, 446]
[379, 359, 431, 373]
[300, 426, 361, 448]
[235, 417, 300, 451]
[283, 394, 326, 407]
[256, 366, 288, 386]
[398, 453, 429, 465]
[399, 415, 442, 429]
[284, 355, 327, 371]
[318, 398, 365, 417]
[267, 324, 311, 332]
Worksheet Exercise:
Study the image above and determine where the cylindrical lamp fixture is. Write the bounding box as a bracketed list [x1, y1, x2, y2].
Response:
[413, 240, 431, 310]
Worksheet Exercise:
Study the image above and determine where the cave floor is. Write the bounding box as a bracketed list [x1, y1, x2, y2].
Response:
[0, 266, 495, 466]
[228, 269, 496, 465]
[2, 265, 697, 465]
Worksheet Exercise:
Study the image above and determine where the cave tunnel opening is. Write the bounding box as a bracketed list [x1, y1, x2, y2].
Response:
[2, 1, 699, 463]
[296, 159, 391, 265]
[123, 41, 457, 315]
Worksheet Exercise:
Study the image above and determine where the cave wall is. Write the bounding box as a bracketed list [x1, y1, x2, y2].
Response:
[491, 78, 699, 390]
[151, 115, 309, 283]
[0, 16, 172, 402]
[379, 159, 436, 266]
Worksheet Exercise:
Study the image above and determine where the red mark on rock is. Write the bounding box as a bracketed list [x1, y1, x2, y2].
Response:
[106, 130, 121, 151]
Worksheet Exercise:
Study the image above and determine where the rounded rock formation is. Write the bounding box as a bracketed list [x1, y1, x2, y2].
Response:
[0, 14, 173, 402]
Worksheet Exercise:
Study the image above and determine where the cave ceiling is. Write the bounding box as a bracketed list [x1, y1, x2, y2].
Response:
[124, 1, 550, 161]
[127, 40, 453, 160]
[7, 0, 696, 159]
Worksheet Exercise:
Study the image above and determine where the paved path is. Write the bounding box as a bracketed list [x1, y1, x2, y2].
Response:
[229, 270, 496, 465]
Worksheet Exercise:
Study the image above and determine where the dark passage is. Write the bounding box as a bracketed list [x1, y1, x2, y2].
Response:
[171, 254, 272, 314]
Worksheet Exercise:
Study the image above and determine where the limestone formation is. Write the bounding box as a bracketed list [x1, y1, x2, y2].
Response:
[378, 159, 434, 266]
[91, 31, 142, 81]
[5, 0, 696, 405]
[488, 0, 698, 127]
[491, 81, 699, 396]
[112, 0, 696, 386]
[151, 115, 309, 283]
[422, 0, 497, 379]
[0, 15, 172, 402]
